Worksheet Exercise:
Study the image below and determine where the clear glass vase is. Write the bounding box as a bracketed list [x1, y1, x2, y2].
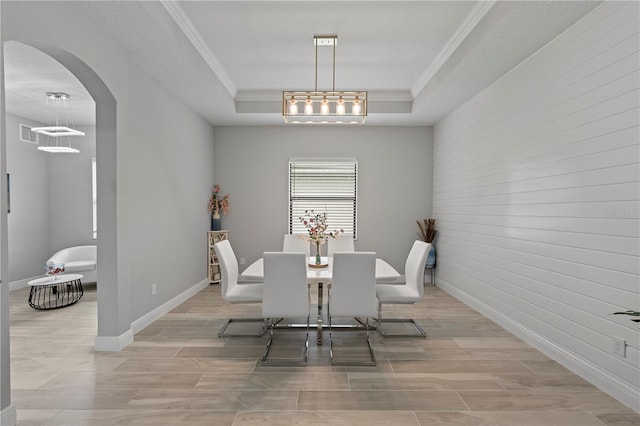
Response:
[315, 242, 321, 265]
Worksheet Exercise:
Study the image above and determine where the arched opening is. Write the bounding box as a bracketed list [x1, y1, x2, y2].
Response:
[2, 40, 123, 348]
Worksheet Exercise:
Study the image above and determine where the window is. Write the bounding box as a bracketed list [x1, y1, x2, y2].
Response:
[92, 157, 97, 239]
[289, 159, 358, 238]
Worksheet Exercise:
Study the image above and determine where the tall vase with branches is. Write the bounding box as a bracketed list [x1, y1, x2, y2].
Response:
[208, 185, 230, 231]
[417, 218, 437, 268]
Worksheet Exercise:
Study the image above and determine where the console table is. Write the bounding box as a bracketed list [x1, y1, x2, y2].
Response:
[27, 273, 84, 310]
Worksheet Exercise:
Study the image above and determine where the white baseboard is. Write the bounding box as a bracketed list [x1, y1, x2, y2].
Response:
[93, 278, 209, 351]
[1, 404, 17, 426]
[9, 276, 37, 291]
[94, 329, 134, 352]
[437, 280, 640, 413]
[131, 278, 209, 334]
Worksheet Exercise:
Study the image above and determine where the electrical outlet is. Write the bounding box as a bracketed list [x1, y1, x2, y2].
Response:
[612, 336, 626, 357]
[240, 257, 245, 265]
[151, 283, 157, 296]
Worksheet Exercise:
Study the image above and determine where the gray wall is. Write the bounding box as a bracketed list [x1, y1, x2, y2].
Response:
[433, 1, 639, 410]
[48, 124, 96, 254]
[5, 114, 49, 282]
[213, 126, 433, 272]
[120, 62, 215, 319]
[6, 113, 95, 283]
[2, 0, 215, 370]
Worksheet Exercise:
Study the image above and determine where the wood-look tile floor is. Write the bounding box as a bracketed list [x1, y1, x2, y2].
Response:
[9, 283, 638, 425]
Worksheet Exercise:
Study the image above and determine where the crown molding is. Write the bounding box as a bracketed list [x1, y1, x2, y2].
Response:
[411, 0, 496, 98]
[161, 0, 237, 98]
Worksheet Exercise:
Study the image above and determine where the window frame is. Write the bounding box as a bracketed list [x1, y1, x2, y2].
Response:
[288, 158, 358, 239]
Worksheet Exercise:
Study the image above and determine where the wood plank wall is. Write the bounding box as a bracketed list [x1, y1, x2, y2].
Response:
[432, 1, 639, 411]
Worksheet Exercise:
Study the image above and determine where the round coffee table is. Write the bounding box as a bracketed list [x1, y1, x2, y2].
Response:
[27, 273, 84, 310]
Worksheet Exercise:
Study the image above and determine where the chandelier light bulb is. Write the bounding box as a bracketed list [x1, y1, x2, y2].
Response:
[336, 97, 346, 115]
[304, 96, 314, 115]
[289, 97, 298, 115]
[352, 96, 361, 116]
[320, 96, 329, 115]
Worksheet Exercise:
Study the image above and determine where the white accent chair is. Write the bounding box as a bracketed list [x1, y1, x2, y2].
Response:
[261, 252, 310, 365]
[214, 240, 266, 337]
[46, 245, 97, 283]
[376, 240, 430, 337]
[283, 234, 310, 257]
[327, 234, 354, 258]
[329, 252, 377, 366]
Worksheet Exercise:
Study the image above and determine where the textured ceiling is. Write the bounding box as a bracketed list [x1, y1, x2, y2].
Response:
[4, 1, 602, 126]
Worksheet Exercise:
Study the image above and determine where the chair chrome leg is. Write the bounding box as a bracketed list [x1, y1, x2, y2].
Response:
[218, 318, 267, 338]
[260, 319, 276, 363]
[261, 315, 309, 366]
[329, 291, 376, 366]
[376, 301, 426, 338]
[364, 318, 377, 366]
[330, 316, 376, 366]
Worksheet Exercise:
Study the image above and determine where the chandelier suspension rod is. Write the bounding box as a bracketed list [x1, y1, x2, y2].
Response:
[332, 39, 336, 92]
[315, 40, 318, 92]
[313, 36, 337, 92]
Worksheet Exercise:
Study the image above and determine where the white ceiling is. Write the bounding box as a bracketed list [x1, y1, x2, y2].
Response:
[3, 1, 601, 127]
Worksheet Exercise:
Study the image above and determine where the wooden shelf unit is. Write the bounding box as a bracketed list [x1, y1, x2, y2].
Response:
[207, 230, 229, 284]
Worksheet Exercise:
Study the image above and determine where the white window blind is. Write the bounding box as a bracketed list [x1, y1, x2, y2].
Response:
[289, 159, 358, 238]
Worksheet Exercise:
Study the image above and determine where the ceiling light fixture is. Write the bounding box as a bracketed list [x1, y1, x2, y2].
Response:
[283, 35, 367, 124]
[33, 92, 84, 153]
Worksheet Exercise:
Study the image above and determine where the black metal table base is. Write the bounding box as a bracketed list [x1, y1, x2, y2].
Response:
[28, 278, 84, 310]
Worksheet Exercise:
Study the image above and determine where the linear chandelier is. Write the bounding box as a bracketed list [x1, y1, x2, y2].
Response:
[33, 92, 84, 153]
[283, 35, 367, 124]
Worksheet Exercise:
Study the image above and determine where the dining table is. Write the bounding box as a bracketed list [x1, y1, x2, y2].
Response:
[240, 256, 401, 344]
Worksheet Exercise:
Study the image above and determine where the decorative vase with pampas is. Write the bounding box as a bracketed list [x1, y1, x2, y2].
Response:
[417, 218, 437, 268]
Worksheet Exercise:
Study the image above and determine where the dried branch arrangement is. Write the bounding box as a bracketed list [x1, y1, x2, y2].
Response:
[611, 310, 640, 323]
[417, 218, 437, 243]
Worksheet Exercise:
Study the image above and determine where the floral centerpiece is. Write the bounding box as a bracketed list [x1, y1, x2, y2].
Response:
[208, 185, 230, 230]
[298, 210, 343, 265]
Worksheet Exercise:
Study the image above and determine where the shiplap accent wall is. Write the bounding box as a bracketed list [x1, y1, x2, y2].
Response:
[433, 1, 639, 411]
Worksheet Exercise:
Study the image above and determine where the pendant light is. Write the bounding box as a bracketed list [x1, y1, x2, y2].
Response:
[283, 35, 367, 124]
[33, 92, 84, 153]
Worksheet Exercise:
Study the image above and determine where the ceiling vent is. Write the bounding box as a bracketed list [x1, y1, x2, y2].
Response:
[19, 124, 39, 144]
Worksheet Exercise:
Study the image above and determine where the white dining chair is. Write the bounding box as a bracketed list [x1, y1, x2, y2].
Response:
[376, 240, 430, 337]
[327, 234, 354, 258]
[214, 239, 266, 337]
[328, 251, 377, 366]
[282, 234, 310, 257]
[261, 252, 310, 365]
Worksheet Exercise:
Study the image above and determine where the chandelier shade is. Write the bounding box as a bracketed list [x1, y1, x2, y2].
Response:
[37, 146, 80, 153]
[282, 35, 367, 124]
[282, 91, 367, 124]
[31, 126, 85, 138]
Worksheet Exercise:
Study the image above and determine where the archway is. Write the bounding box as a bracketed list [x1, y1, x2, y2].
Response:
[2, 41, 124, 347]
